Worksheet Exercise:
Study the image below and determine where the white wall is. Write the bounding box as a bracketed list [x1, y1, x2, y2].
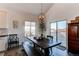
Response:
[46, 3, 79, 20]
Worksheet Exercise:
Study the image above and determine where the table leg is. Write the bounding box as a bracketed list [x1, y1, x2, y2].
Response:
[33, 43, 36, 48]
[44, 48, 50, 56]
[49, 48, 53, 55]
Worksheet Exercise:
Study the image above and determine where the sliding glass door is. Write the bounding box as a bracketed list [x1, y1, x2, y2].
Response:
[50, 20, 67, 47]
[51, 22, 57, 43]
[58, 21, 67, 47]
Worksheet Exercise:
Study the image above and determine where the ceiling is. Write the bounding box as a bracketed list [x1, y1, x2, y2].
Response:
[0, 3, 53, 16]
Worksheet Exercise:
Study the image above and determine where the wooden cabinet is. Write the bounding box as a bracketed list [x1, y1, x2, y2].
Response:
[68, 23, 79, 53]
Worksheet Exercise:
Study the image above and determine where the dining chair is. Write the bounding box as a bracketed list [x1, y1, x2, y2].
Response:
[47, 35, 53, 55]
[8, 34, 19, 49]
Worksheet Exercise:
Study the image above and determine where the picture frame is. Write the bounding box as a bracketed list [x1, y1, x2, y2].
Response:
[13, 20, 18, 29]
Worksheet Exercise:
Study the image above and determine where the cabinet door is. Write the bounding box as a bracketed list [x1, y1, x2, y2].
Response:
[0, 37, 8, 51]
[76, 25, 79, 40]
[0, 11, 7, 28]
[68, 24, 78, 41]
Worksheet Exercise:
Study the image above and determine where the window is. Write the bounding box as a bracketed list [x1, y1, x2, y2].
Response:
[25, 21, 35, 37]
[50, 20, 67, 47]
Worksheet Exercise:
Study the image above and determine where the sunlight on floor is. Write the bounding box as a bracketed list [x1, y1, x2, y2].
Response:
[52, 47, 68, 56]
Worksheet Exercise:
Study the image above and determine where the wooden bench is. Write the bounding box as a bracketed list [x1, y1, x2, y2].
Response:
[22, 41, 44, 56]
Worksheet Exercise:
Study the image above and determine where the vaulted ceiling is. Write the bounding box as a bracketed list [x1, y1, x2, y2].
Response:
[0, 3, 53, 16]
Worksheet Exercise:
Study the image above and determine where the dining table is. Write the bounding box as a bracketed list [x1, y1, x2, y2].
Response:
[27, 37, 61, 56]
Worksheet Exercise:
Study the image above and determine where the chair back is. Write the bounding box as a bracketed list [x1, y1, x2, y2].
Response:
[8, 34, 19, 43]
[47, 35, 53, 42]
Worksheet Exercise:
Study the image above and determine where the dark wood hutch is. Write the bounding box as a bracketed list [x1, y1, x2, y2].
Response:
[68, 16, 79, 53]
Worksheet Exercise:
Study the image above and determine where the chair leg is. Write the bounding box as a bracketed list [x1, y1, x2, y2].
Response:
[50, 48, 53, 56]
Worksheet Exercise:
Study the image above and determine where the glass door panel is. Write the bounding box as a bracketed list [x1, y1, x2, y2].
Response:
[51, 23, 56, 43]
[57, 21, 67, 47]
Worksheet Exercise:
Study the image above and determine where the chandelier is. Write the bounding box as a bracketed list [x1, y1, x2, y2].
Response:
[38, 3, 46, 35]
[38, 3, 45, 20]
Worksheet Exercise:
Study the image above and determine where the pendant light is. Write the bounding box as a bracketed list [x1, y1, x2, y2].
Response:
[38, 3, 45, 20]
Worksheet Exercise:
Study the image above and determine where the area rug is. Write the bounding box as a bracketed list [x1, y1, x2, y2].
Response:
[56, 45, 66, 51]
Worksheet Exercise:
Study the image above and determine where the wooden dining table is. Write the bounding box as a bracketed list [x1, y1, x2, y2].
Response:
[27, 37, 61, 56]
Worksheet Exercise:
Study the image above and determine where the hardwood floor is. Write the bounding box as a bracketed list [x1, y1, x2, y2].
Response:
[4, 46, 23, 56]
[0, 52, 4, 56]
[0, 46, 26, 56]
